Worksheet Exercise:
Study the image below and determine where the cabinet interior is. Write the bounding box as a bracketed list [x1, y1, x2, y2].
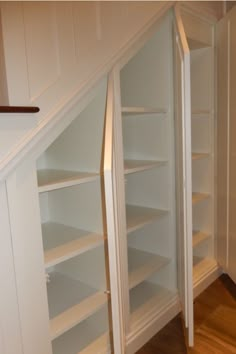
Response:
[120, 11, 178, 332]
[183, 11, 217, 291]
[36, 79, 111, 354]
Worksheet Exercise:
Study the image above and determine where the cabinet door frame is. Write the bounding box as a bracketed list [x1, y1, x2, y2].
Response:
[174, 4, 194, 346]
[0, 182, 23, 354]
[217, 6, 236, 283]
[6, 162, 52, 354]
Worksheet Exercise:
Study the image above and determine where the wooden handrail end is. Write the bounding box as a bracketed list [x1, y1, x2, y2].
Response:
[0, 106, 40, 113]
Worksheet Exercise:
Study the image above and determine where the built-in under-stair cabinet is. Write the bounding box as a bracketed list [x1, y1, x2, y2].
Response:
[5, 4, 236, 354]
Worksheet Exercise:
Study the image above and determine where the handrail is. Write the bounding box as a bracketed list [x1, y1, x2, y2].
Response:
[0, 106, 40, 113]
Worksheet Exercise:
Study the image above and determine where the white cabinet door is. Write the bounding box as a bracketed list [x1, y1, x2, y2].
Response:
[217, 6, 236, 284]
[216, 9, 229, 275]
[174, 5, 194, 346]
[103, 69, 127, 354]
[227, 8, 236, 284]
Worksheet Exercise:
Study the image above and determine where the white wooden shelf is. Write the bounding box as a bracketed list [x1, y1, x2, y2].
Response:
[129, 282, 177, 330]
[124, 159, 167, 175]
[192, 153, 209, 161]
[193, 257, 218, 285]
[128, 248, 170, 289]
[52, 307, 110, 354]
[191, 110, 211, 116]
[187, 37, 211, 50]
[122, 107, 167, 115]
[193, 230, 211, 248]
[37, 169, 99, 193]
[126, 204, 168, 234]
[42, 222, 104, 268]
[79, 333, 110, 354]
[47, 272, 107, 340]
[53, 331, 110, 354]
[192, 192, 210, 205]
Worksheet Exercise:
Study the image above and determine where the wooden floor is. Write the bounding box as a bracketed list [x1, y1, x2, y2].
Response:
[135, 275, 236, 354]
[135, 314, 186, 354]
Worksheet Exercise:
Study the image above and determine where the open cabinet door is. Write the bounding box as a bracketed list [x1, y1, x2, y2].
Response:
[217, 6, 236, 284]
[174, 5, 194, 346]
[103, 70, 127, 354]
[225, 7, 236, 284]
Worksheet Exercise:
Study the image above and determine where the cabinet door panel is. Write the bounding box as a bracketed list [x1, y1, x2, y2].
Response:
[103, 70, 127, 354]
[228, 8, 236, 283]
[216, 12, 229, 272]
[6, 163, 52, 354]
[217, 6, 236, 284]
[174, 5, 194, 346]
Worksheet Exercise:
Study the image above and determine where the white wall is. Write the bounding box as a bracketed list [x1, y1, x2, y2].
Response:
[0, 1, 173, 181]
[0, 1, 222, 182]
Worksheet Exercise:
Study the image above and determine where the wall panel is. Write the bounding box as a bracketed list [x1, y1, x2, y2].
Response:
[0, 1, 173, 180]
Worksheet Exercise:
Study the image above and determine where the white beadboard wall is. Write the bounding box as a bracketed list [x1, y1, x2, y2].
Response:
[0, 1, 221, 181]
[0, 1, 173, 180]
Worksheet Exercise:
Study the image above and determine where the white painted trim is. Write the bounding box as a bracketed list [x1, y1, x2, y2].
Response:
[213, 21, 218, 266]
[210, 23, 216, 264]
[112, 65, 131, 332]
[6, 163, 52, 354]
[103, 70, 125, 354]
[183, 26, 194, 350]
[226, 19, 231, 270]
[126, 296, 180, 354]
[193, 263, 222, 299]
[174, 3, 194, 346]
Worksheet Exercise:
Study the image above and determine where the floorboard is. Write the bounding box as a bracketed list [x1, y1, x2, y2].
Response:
[135, 275, 236, 354]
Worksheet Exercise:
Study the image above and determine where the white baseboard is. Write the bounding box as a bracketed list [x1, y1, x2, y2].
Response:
[125, 264, 222, 354]
[193, 261, 222, 299]
[126, 295, 181, 354]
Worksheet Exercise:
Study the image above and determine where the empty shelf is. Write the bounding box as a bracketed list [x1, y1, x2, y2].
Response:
[122, 107, 167, 115]
[188, 37, 211, 50]
[42, 222, 104, 268]
[193, 230, 211, 248]
[47, 272, 107, 340]
[126, 204, 168, 234]
[130, 282, 177, 329]
[193, 257, 218, 285]
[53, 331, 110, 354]
[52, 306, 110, 354]
[80, 333, 110, 354]
[192, 153, 209, 161]
[192, 110, 211, 116]
[128, 248, 170, 290]
[37, 169, 99, 193]
[124, 159, 167, 175]
[192, 192, 210, 205]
